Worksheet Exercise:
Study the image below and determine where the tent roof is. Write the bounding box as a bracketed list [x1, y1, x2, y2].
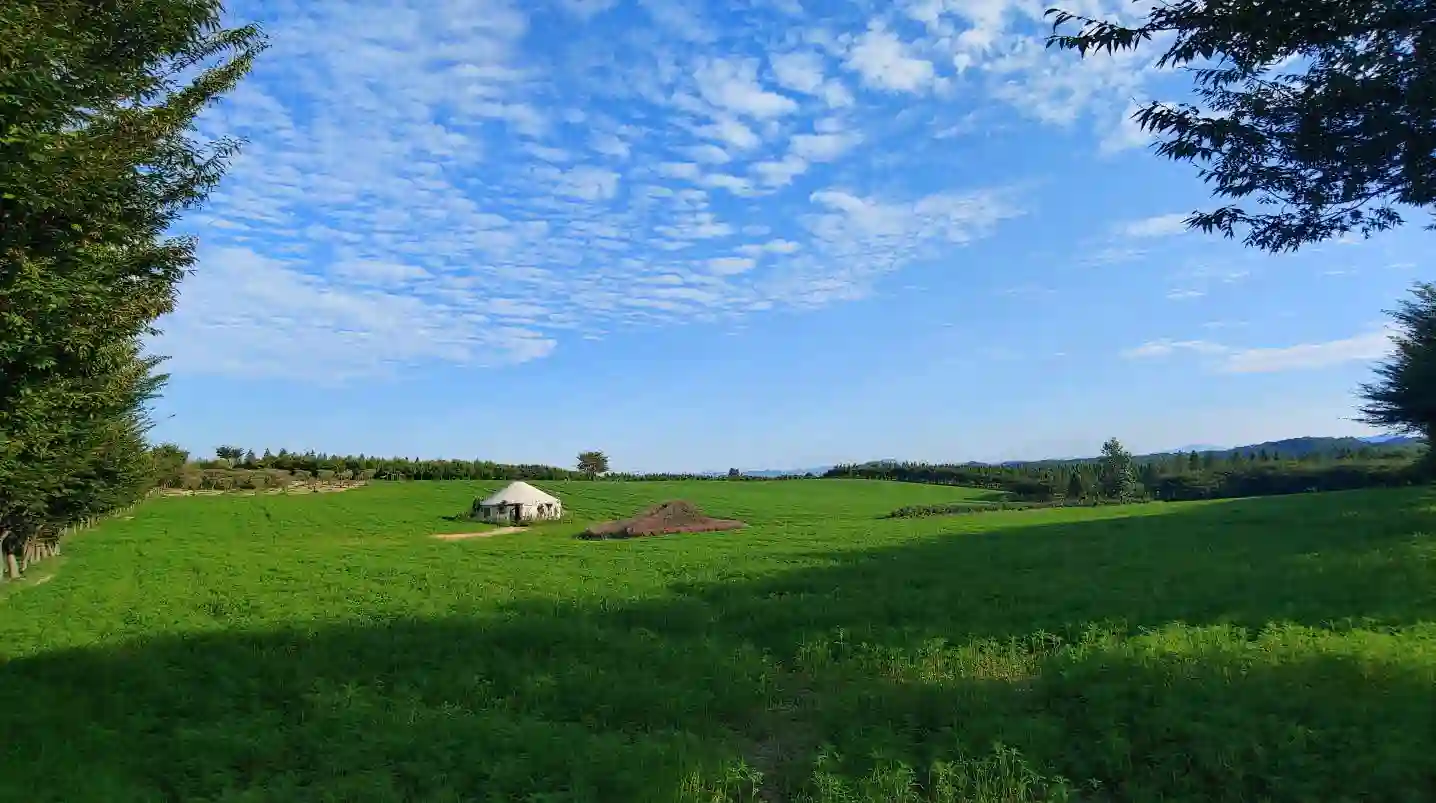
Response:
[480, 481, 560, 506]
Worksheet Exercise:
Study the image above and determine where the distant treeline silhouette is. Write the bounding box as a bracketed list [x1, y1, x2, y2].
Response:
[826, 442, 1427, 502]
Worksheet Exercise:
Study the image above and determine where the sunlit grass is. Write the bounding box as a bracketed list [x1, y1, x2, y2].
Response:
[2, 480, 1433, 802]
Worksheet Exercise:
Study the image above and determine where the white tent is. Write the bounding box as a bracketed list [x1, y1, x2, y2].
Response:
[474, 481, 563, 525]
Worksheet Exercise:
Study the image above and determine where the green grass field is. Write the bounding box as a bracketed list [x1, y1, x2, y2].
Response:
[2, 479, 1434, 802]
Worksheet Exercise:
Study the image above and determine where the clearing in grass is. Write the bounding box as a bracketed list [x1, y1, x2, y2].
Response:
[1, 479, 1433, 802]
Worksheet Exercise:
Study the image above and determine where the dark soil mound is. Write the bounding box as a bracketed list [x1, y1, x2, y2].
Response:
[579, 500, 745, 540]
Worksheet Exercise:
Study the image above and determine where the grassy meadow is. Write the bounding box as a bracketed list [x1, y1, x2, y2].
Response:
[2, 479, 1434, 802]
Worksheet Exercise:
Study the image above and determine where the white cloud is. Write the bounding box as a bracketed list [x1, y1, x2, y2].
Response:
[557, 0, 618, 19]
[1122, 339, 1226, 359]
[791, 131, 863, 162]
[770, 51, 827, 94]
[701, 173, 757, 196]
[657, 161, 702, 179]
[752, 155, 810, 187]
[1119, 213, 1191, 238]
[162, 0, 1047, 383]
[550, 166, 621, 200]
[986, 35, 1153, 127]
[844, 27, 936, 93]
[523, 143, 574, 162]
[775, 186, 1025, 305]
[1099, 101, 1153, 155]
[332, 259, 430, 286]
[738, 239, 802, 257]
[695, 117, 763, 150]
[1166, 289, 1206, 301]
[694, 57, 799, 118]
[153, 247, 555, 380]
[679, 143, 732, 164]
[638, 0, 716, 42]
[1221, 329, 1395, 374]
[709, 256, 757, 275]
[1120, 328, 1395, 373]
[590, 131, 633, 159]
[822, 81, 856, 108]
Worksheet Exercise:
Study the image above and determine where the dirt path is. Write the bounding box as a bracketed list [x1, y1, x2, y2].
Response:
[432, 527, 527, 540]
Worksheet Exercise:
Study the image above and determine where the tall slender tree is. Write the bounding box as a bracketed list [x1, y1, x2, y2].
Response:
[1, 1, 265, 577]
[1097, 438, 1142, 501]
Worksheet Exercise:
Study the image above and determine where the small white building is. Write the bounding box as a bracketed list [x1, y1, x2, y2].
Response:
[473, 481, 563, 525]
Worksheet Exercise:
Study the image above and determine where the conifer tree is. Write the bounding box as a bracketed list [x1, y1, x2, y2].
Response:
[1, 1, 265, 577]
[1358, 282, 1436, 471]
[1097, 438, 1142, 501]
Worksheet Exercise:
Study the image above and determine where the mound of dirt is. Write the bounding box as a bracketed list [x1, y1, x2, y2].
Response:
[579, 500, 745, 540]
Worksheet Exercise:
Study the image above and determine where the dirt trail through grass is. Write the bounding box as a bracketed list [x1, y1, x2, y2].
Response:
[432, 526, 525, 540]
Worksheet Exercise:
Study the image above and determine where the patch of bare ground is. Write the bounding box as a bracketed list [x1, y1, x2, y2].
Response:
[579, 500, 745, 540]
[432, 527, 526, 540]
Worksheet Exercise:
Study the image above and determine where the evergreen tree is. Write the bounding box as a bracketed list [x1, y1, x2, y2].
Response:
[1065, 471, 1086, 500]
[0, 0, 265, 578]
[1097, 437, 1142, 501]
[1358, 282, 1436, 467]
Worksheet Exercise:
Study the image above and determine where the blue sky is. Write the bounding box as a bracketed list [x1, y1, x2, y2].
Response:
[149, 0, 1426, 472]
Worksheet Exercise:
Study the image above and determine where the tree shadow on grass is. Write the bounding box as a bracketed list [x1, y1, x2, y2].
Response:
[676, 488, 1436, 650]
[2, 489, 1434, 802]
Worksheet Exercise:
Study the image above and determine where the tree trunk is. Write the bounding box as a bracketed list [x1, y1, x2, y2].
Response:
[4, 553, 19, 580]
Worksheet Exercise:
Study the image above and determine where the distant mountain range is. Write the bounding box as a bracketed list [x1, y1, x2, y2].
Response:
[1360, 434, 1421, 445]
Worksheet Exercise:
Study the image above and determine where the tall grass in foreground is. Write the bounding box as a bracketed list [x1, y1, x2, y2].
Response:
[1, 480, 1433, 802]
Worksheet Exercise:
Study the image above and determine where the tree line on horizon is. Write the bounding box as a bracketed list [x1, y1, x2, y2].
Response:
[153, 445, 821, 490]
[827, 437, 1427, 503]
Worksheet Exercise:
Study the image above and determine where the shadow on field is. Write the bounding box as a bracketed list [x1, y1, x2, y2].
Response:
[2, 490, 1434, 802]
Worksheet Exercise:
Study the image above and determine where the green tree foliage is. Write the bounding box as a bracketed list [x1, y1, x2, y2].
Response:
[1358, 282, 1436, 459]
[0, 0, 265, 577]
[1046, 0, 1436, 252]
[149, 443, 190, 488]
[576, 450, 611, 479]
[215, 445, 245, 462]
[1065, 471, 1087, 500]
[1097, 438, 1142, 501]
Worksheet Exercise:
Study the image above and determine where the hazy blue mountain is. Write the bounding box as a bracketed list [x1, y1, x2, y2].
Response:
[1360, 434, 1422, 445]
[1169, 443, 1227, 453]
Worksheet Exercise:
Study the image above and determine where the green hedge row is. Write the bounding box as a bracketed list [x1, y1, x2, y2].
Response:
[885, 498, 1144, 518]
